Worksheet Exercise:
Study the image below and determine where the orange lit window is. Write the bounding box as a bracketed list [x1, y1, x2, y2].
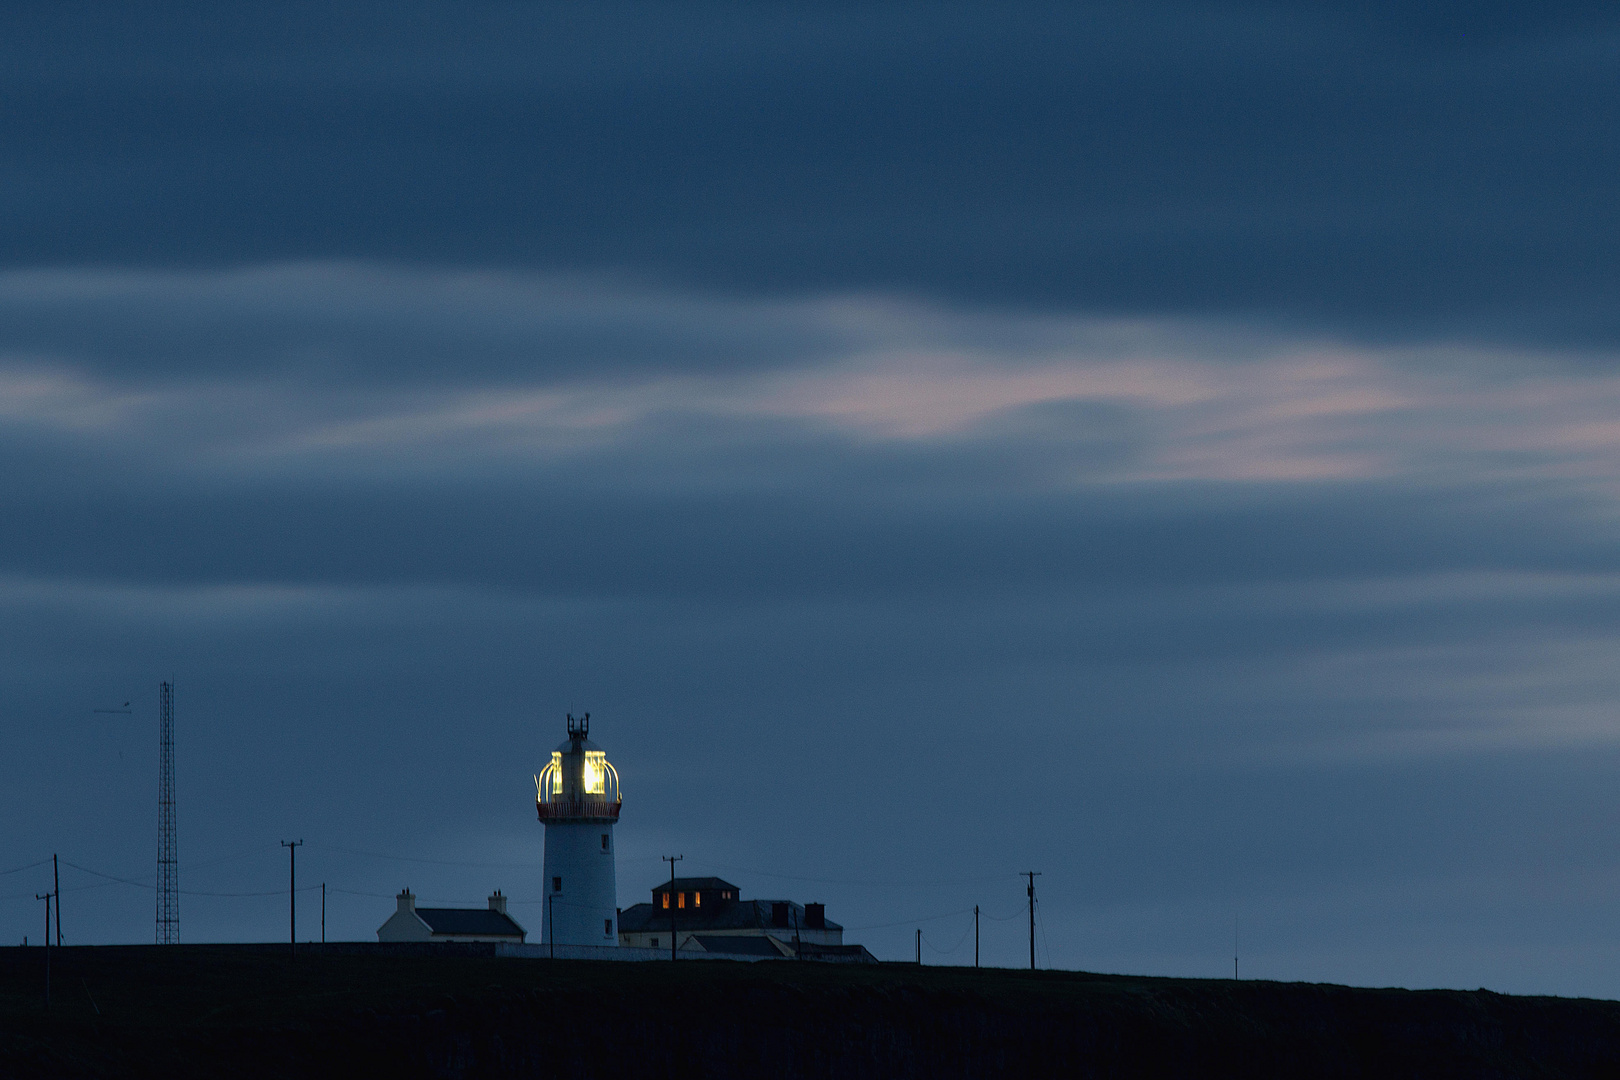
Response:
[661, 894, 669, 909]
[678, 892, 686, 908]
[695, 892, 702, 907]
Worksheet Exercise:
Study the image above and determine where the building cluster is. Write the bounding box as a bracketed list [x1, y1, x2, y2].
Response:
[378, 715, 875, 962]
[618, 877, 872, 960]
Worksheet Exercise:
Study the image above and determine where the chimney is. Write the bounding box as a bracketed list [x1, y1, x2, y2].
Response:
[805, 903, 825, 929]
[489, 890, 508, 915]
[397, 889, 415, 914]
[772, 902, 790, 928]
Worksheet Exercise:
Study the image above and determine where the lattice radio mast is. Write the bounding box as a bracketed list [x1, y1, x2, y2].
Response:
[156, 681, 179, 944]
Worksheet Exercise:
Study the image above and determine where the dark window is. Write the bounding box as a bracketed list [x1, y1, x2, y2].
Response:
[601, 833, 610, 851]
[552, 876, 562, 892]
[605, 919, 614, 936]
[651, 937, 659, 947]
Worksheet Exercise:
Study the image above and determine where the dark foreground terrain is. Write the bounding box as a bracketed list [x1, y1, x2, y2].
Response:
[2, 944, 1619, 1078]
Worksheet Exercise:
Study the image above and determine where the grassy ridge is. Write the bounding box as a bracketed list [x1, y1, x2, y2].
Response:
[3, 945, 1620, 1077]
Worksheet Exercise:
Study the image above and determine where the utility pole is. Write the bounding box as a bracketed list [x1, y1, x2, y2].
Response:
[35, 892, 51, 1007]
[915, 928, 921, 965]
[1024, 871, 1041, 971]
[661, 855, 683, 962]
[321, 883, 326, 945]
[548, 893, 555, 959]
[974, 905, 980, 969]
[281, 840, 303, 956]
[52, 855, 60, 946]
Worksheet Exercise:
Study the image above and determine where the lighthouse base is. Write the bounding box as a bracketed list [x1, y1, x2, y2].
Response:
[540, 820, 619, 946]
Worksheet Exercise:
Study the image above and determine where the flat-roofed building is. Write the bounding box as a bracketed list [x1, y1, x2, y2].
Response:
[618, 877, 875, 961]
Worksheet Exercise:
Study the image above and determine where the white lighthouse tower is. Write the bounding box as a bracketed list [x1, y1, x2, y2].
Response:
[536, 713, 621, 947]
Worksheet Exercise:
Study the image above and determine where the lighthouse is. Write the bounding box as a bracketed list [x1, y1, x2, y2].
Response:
[536, 713, 622, 946]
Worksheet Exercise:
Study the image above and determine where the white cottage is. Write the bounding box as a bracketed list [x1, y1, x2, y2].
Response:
[377, 889, 527, 943]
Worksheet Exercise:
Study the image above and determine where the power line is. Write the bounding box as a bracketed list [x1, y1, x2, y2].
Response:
[0, 860, 50, 878]
[845, 907, 974, 932]
[328, 886, 417, 900]
[327, 887, 558, 906]
[312, 847, 1012, 886]
[57, 879, 130, 895]
[306, 843, 537, 869]
[309, 846, 1019, 890]
[59, 859, 317, 898]
[182, 845, 285, 873]
[61, 860, 153, 890]
[56, 845, 279, 892]
[921, 921, 975, 956]
[980, 906, 1027, 921]
[689, 859, 1020, 889]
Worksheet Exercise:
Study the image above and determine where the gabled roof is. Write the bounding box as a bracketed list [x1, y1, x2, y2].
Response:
[415, 907, 526, 937]
[686, 935, 786, 956]
[794, 941, 879, 963]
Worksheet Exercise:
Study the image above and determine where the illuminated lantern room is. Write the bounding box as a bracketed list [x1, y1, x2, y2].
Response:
[535, 713, 621, 821]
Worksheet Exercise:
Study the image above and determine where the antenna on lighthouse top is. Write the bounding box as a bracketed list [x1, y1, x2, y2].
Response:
[567, 713, 590, 738]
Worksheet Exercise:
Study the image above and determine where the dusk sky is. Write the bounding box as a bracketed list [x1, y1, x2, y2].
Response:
[6, 1, 1620, 991]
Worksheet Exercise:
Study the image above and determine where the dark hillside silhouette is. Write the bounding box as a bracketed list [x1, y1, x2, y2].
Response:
[3, 945, 1620, 1078]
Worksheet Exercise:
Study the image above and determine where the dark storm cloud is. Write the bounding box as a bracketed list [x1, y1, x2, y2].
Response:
[3, 2, 1618, 343]
[0, 462, 1611, 605]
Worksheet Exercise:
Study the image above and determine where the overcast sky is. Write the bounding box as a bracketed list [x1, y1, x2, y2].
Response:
[5, 1, 1620, 991]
